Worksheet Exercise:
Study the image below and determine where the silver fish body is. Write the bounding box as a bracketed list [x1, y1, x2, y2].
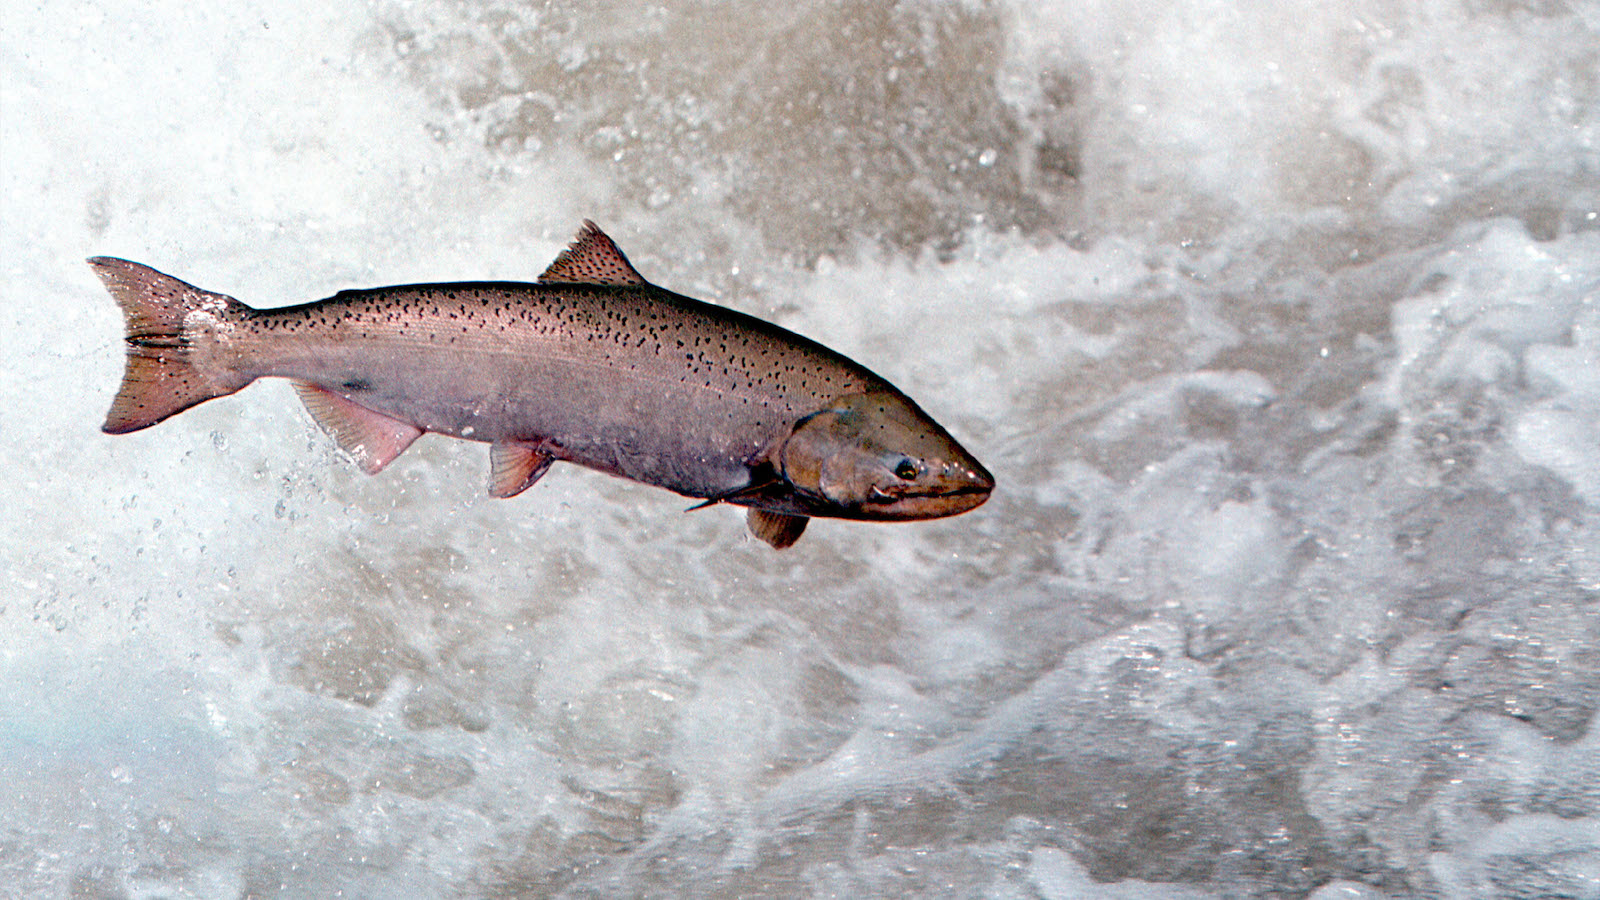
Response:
[243, 280, 886, 499]
[93, 222, 993, 547]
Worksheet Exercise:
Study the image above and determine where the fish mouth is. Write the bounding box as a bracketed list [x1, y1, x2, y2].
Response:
[860, 464, 995, 520]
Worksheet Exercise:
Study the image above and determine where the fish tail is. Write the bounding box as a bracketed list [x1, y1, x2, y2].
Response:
[89, 257, 253, 434]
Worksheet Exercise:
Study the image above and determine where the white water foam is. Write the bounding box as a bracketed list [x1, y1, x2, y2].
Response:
[2, 0, 1597, 896]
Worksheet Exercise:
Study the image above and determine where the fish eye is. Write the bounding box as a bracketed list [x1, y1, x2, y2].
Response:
[893, 458, 920, 481]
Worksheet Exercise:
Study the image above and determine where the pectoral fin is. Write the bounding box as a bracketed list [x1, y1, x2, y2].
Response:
[488, 442, 554, 498]
[684, 470, 783, 511]
[292, 381, 422, 474]
[747, 509, 809, 549]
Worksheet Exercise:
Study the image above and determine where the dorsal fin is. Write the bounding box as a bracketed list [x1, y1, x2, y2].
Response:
[538, 220, 647, 286]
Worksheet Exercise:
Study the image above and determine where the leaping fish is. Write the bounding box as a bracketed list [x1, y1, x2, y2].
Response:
[91, 221, 993, 548]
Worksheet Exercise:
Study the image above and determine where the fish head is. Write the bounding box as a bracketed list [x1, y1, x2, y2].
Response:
[778, 391, 994, 520]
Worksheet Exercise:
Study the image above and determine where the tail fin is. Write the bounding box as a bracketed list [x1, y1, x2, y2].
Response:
[89, 257, 252, 434]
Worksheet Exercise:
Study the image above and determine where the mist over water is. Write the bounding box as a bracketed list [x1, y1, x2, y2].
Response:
[3, 0, 1598, 897]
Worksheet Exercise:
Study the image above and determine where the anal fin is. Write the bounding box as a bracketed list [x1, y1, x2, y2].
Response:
[292, 381, 422, 475]
[747, 509, 809, 549]
[489, 442, 554, 498]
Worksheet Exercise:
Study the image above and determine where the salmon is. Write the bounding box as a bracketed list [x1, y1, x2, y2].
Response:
[91, 222, 992, 548]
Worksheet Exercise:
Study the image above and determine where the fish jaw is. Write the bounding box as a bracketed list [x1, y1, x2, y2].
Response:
[843, 452, 994, 521]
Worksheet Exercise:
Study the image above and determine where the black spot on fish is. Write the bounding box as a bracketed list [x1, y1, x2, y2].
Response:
[342, 378, 372, 392]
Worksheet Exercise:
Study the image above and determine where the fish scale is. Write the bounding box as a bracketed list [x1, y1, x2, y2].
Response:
[92, 221, 992, 548]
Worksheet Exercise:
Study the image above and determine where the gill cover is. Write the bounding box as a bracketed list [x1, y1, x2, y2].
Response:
[777, 391, 993, 521]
